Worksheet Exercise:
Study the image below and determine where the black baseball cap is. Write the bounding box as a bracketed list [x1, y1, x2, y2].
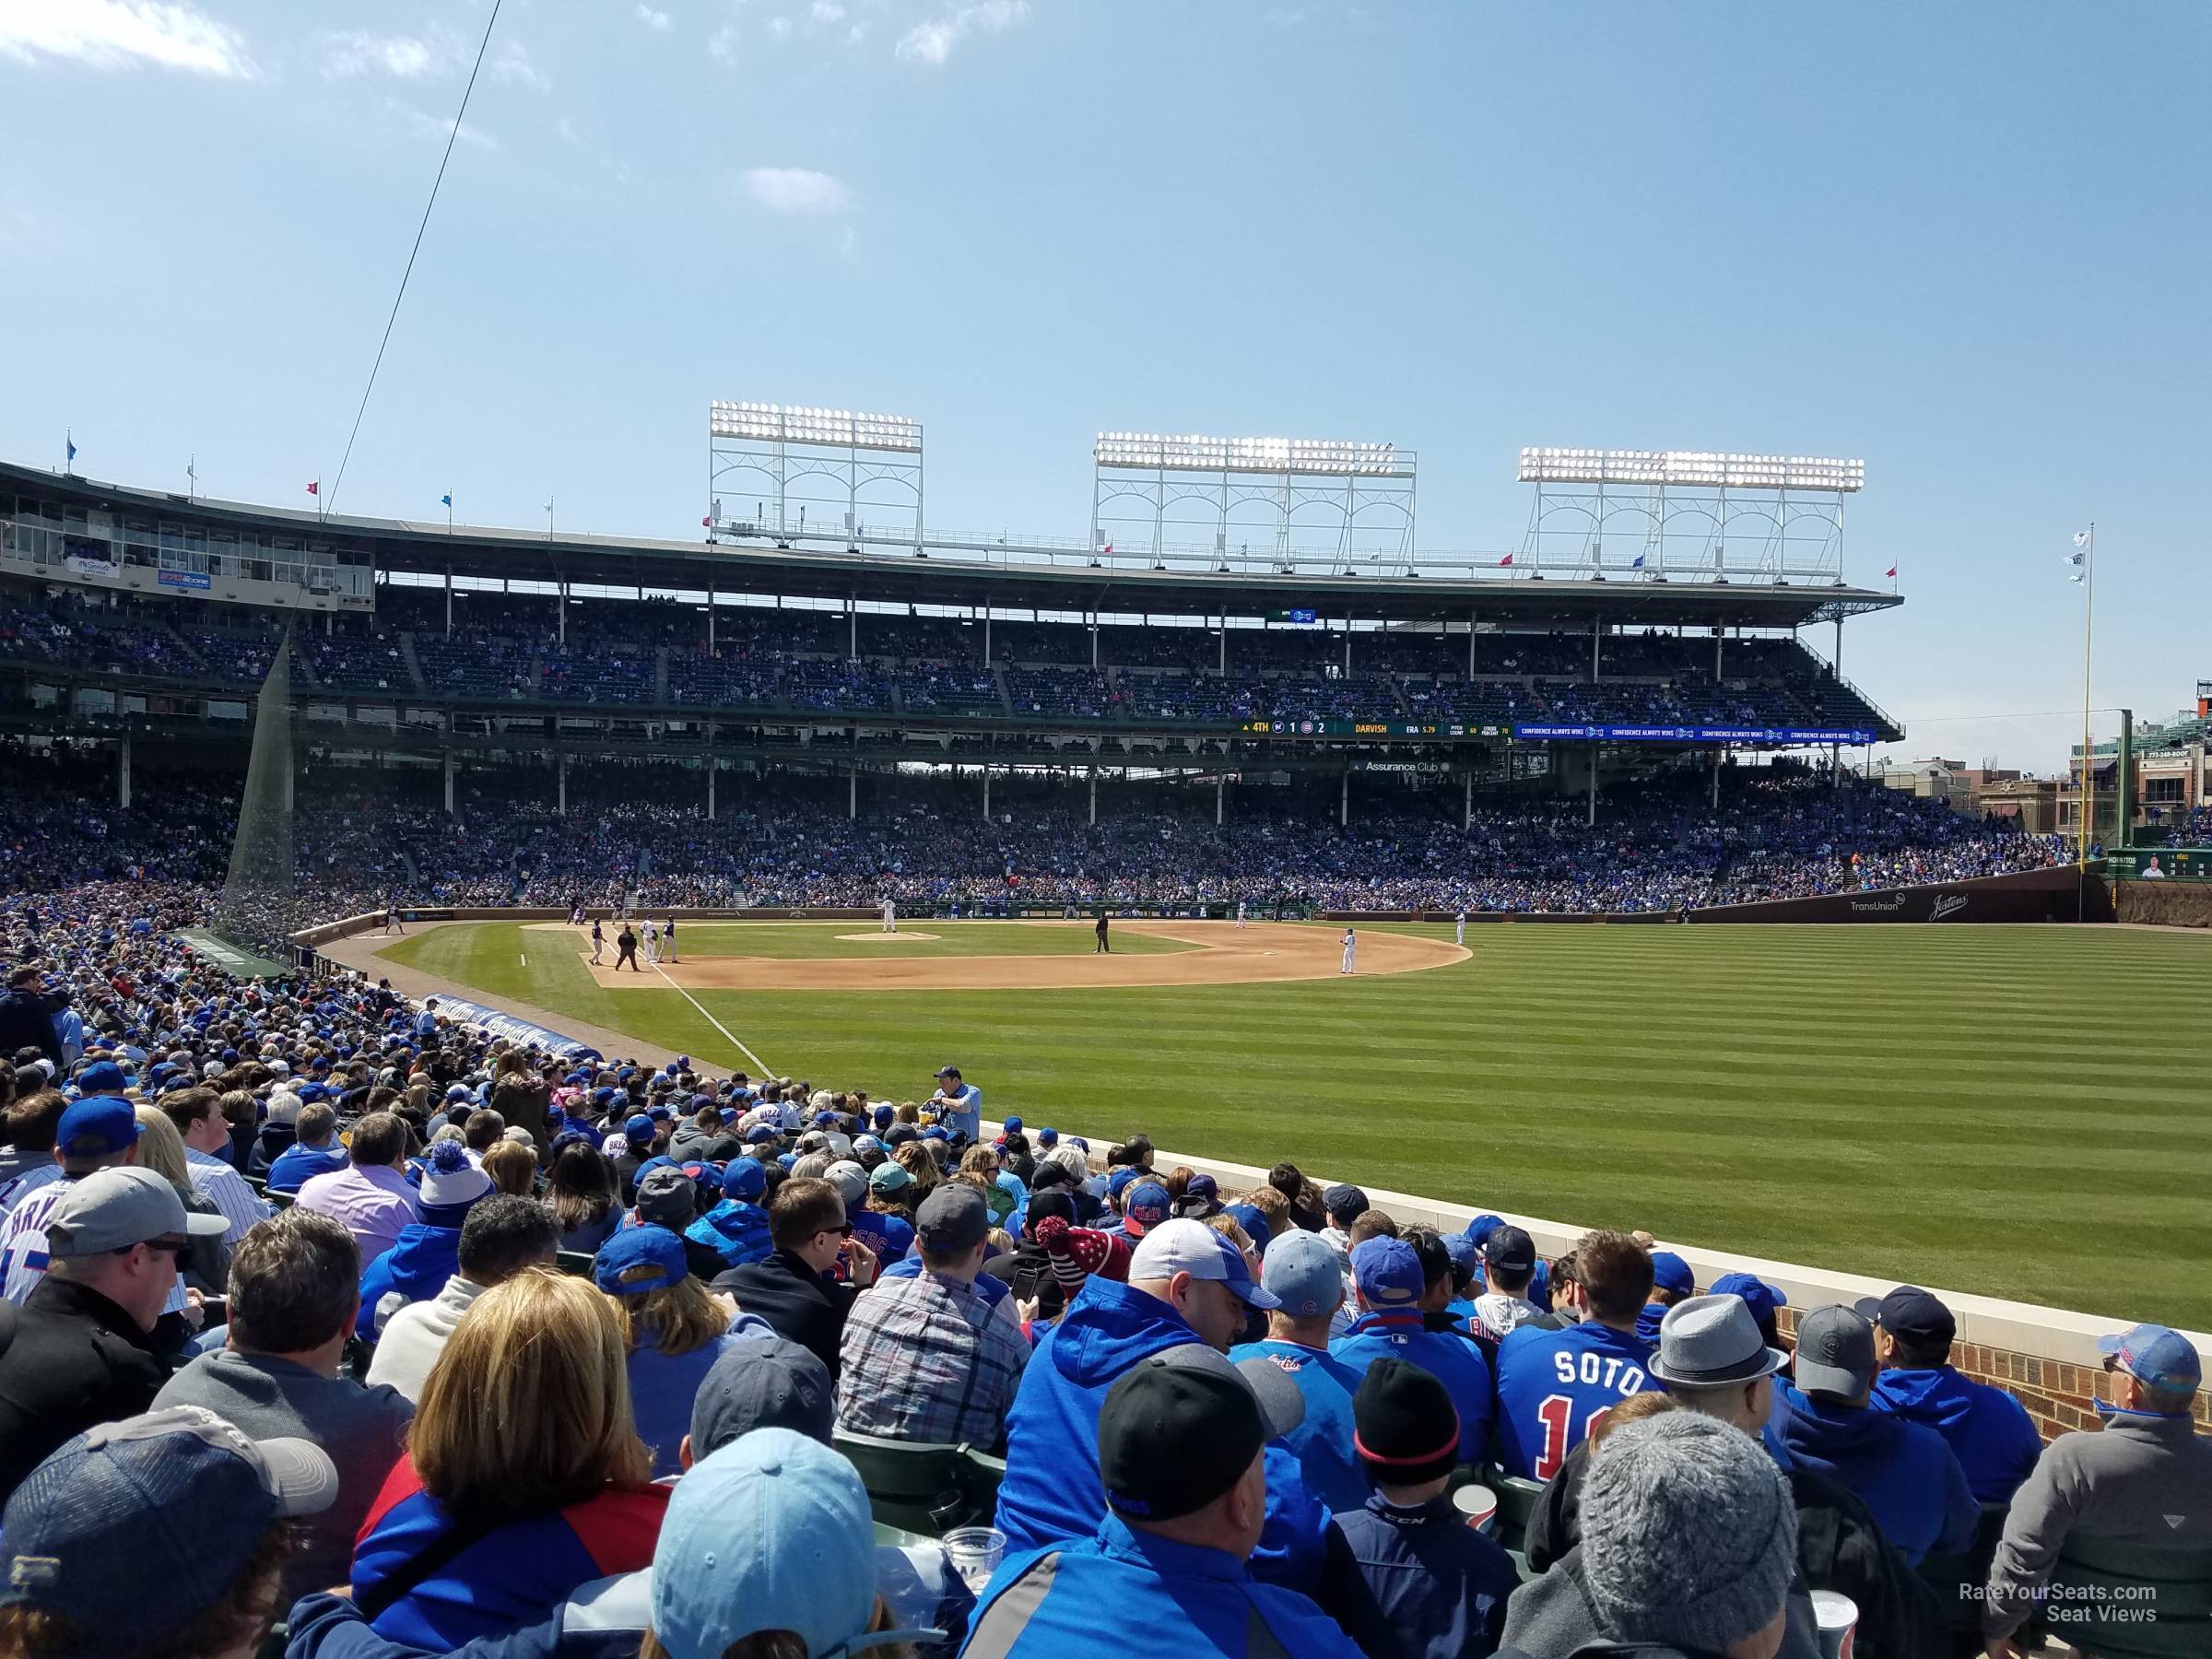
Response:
[1482, 1224, 1536, 1274]
[1853, 1285, 1957, 1348]
[914, 1184, 989, 1253]
[1098, 1346, 1304, 1523]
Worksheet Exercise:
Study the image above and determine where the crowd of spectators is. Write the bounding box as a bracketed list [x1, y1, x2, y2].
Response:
[0, 873, 2202, 1657]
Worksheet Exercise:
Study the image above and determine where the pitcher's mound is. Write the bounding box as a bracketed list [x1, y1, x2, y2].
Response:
[834, 931, 942, 942]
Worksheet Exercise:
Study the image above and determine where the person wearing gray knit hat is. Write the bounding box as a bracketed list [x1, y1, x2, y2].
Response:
[1582, 1412, 1798, 1656]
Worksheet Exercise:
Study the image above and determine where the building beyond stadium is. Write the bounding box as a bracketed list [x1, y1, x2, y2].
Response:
[0, 456, 1904, 821]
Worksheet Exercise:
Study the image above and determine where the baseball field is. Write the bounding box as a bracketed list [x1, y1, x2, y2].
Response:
[365, 918, 2211, 1330]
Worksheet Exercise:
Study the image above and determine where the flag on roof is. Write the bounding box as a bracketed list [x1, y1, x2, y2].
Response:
[441, 493, 453, 508]
[1498, 553, 1513, 568]
[305, 480, 319, 496]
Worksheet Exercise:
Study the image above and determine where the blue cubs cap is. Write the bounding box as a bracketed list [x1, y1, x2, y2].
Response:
[777, 1152, 797, 1172]
[1262, 1230, 1344, 1318]
[55, 1096, 142, 1161]
[1650, 1251, 1694, 1298]
[2098, 1324, 2201, 1395]
[594, 1224, 689, 1296]
[624, 1113, 655, 1145]
[593, 1087, 618, 1106]
[1461, 1213, 1504, 1248]
[722, 1157, 768, 1201]
[1108, 1167, 1144, 1199]
[1441, 1233, 1480, 1280]
[648, 1104, 674, 1122]
[443, 1085, 472, 1103]
[1003, 1115, 1022, 1134]
[1351, 1236, 1424, 1312]
[1036, 1126, 1058, 1147]
[744, 1124, 780, 1146]
[1124, 1182, 1171, 1235]
[75, 1060, 128, 1096]
[1710, 1272, 1787, 1328]
[1222, 1201, 1272, 1257]
[1127, 1218, 1280, 1310]
[0, 1406, 336, 1652]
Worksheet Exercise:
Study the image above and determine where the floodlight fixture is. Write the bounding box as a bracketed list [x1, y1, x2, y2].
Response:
[1517, 448, 1864, 493]
[711, 401, 923, 454]
[1095, 430, 1410, 477]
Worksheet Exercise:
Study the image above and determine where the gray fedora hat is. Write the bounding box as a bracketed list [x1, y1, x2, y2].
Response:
[1648, 1292, 1789, 1387]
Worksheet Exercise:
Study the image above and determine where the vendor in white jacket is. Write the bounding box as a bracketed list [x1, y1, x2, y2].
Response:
[365, 1194, 560, 1402]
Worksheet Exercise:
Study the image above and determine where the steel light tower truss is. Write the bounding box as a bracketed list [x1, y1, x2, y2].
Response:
[1090, 432, 1418, 578]
[1516, 449, 1865, 584]
[708, 403, 924, 552]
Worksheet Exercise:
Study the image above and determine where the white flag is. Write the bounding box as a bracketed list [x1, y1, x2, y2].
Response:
[2064, 550, 2084, 567]
[2073, 529, 2091, 547]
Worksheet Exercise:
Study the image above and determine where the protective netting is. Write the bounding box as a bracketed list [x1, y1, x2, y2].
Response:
[210, 632, 303, 961]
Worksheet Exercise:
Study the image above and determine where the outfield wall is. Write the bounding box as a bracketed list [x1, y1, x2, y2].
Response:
[1031, 1124, 2211, 1444]
[1687, 863, 2111, 924]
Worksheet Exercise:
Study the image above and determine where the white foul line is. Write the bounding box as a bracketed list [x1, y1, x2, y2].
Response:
[652, 962, 774, 1077]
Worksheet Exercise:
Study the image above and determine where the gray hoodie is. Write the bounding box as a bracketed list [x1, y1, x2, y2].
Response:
[1499, 1546, 1821, 1659]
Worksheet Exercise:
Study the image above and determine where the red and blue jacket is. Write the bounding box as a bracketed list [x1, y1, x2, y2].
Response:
[349, 1457, 667, 1650]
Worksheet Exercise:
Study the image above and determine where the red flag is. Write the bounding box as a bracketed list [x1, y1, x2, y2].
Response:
[1498, 553, 1513, 567]
[701, 515, 712, 527]
[305, 480, 319, 496]
[1101, 543, 1113, 556]
[1885, 565, 1897, 578]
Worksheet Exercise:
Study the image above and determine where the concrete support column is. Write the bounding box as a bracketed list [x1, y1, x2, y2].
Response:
[707, 761, 716, 821]
[443, 754, 456, 816]
[118, 733, 132, 809]
[1218, 617, 1227, 674]
[558, 754, 568, 818]
[849, 601, 858, 663]
[1340, 771, 1349, 827]
[1464, 769, 1472, 830]
[707, 588, 715, 649]
[1592, 616, 1601, 680]
[444, 564, 453, 635]
[1712, 749, 1721, 808]
[1090, 616, 1099, 668]
[1587, 743, 1598, 826]
[284, 755, 295, 814]
[982, 768, 992, 821]
[558, 582, 567, 646]
[1468, 608, 1477, 677]
[1215, 775, 1224, 826]
[849, 764, 857, 820]
[1089, 765, 1097, 825]
[1715, 629, 1724, 677]
[983, 612, 991, 665]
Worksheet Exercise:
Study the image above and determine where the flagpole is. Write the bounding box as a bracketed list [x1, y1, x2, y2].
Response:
[2078, 523, 2095, 867]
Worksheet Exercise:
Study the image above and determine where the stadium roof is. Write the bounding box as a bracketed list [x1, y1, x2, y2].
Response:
[5, 460, 1901, 629]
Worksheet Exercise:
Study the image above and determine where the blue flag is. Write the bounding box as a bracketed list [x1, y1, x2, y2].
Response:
[441, 493, 453, 508]
[66, 435, 76, 463]
[1630, 553, 1646, 569]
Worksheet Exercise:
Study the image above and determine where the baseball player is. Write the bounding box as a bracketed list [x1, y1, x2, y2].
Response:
[661, 916, 677, 963]
[590, 918, 605, 964]
[1235, 899, 1247, 929]
[1340, 927, 1357, 975]
[641, 920, 659, 966]
[1455, 907, 1467, 947]
[882, 897, 897, 935]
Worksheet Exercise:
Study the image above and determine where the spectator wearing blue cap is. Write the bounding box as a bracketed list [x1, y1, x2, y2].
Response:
[1329, 1236, 1493, 1466]
[1857, 1285, 2042, 1506]
[1231, 1230, 1370, 1512]
[684, 1156, 775, 1270]
[610, 1110, 659, 1206]
[1984, 1324, 2212, 1654]
[595, 1225, 774, 1477]
[995, 1217, 1283, 1556]
[0, 1092, 147, 1304]
[1710, 1269, 1788, 1351]
[358, 1139, 495, 1343]
[0, 1404, 337, 1659]
[1635, 1249, 1695, 1344]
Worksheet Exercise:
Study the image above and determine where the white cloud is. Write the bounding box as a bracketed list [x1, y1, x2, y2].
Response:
[809, 0, 844, 20]
[767, 15, 793, 37]
[490, 39, 546, 88]
[896, 0, 1026, 65]
[321, 27, 453, 79]
[635, 5, 672, 29]
[846, 20, 868, 43]
[708, 22, 739, 59]
[1263, 6, 1306, 24]
[388, 100, 500, 152]
[0, 0, 256, 77]
[741, 166, 852, 215]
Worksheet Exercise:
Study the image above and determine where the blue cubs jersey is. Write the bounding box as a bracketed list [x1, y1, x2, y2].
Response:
[1492, 1320, 1659, 1480]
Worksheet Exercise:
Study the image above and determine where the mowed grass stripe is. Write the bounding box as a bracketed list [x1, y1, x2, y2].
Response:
[385, 921, 2212, 1329]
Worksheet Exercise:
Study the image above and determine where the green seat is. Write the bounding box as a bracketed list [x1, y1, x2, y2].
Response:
[2046, 1535, 2212, 1658]
[556, 1250, 596, 1278]
[1917, 1500, 2009, 1644]
[832, 1430, 973, 1536]
[1487, 1469, 1547, 1556]
[960, 1447, 1006, 1519]
[266, 1189, 295, 1211]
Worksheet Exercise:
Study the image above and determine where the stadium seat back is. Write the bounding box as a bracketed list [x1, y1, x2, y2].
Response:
[2047, 1537, 2212, 1658]
[832, 1430, 973, 1535]
[1916, 1500, 2009, 1637]
[556, 1250, 595, 1277]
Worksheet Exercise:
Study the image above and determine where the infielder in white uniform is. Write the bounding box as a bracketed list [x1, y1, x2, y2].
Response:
[1235, 899, 1247, 929]
[882, 898, 897, 935]
[1340, 927, 1357, 975]
[641, 920, 660, 965]
[1455, 907, 1467, 947]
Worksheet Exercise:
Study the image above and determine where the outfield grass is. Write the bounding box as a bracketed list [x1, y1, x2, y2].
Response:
[632, 922, 1191, 959]
[378, 921, 2212, 1329]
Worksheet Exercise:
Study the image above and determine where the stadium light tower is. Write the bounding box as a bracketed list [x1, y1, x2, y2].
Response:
[1090, 431, 1418, 577]
[1515, 448, 1865, 584]
[708, 402, 924, 553]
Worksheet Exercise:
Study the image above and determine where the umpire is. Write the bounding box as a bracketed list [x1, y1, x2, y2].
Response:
[615, 923, 641, 971]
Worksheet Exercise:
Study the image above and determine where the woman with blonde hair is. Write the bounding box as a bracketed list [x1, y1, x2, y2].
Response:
[592, 1227, 772, 1477]
[481, 1137, 539, 1198]
[348, 1269, 665, 1648]
[134, 1103, 230, 1295]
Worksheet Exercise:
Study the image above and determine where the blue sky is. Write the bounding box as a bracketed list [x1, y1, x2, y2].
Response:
[3, 1, 2206, 767]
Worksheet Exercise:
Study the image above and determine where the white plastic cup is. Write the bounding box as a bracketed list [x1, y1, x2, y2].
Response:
[941, 1525, 1006, 1594]
[1810, 1589, 1858, 1659]
[1452, 1483, 1499, 1535]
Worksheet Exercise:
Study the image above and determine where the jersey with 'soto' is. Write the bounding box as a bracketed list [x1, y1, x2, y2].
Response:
[1491, 1320, 1658, 1480]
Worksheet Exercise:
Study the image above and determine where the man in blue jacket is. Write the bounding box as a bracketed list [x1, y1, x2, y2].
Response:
[684, 1157, 772, 1270]
[1331, 1236, 1492, 1465]
[1860, 1284, 2042, 1505]
[960, 1345, 1362, 1659]
[358, 1142, 492, 1343]
[994, 1217, 1278, 1553]
[1773, 1302, 1979, 1567]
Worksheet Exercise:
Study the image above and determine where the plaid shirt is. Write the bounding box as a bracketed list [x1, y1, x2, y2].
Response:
[836, 1269, 1030, 1448]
